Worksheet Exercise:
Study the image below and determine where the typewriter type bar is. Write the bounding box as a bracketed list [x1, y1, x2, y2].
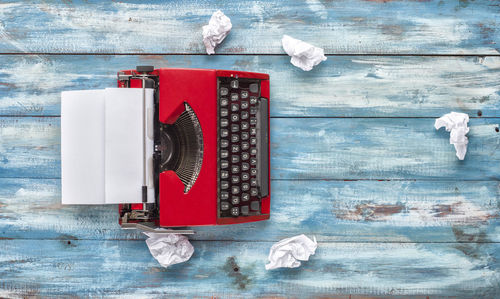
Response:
[116, 67, 270, 228]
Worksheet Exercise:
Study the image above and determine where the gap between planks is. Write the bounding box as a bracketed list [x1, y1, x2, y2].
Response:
[1, 53, 500, 57]
[0, 115, 497, 119]
[3, 177, 499, 182]
[1, 237, 498, 244]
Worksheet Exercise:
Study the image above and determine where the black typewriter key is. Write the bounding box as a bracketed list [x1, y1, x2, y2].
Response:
[220, 98, 228, 106]
[231, 144, 239, 153]
[250, 201, 260, 211]
[232, 186, 240, 194]
[242, 193, 250, 202]
[221, 160, 229, 169]
[231, 114, 239, 122]
[231, 124, 239, 132]
[230, 80, 239, 89]
[250, 178, 257, 186]
[221, 201, 230, 211]
[241, 90, 249, 99]
[241, 122, 249, 130]
[241, 101, 249, 109]
[250, 188, 258, 197]
[241, 152, 250, 160]
[231, 93, 239, 101]
[249, 84, 259, 93]
[241, 142, 250, 151]
[231, 196, 240, 205]
[220, 87, 229, 96]
[250, 128, 257, 135]
[250, 117, 257, 125]
[242, 162, 250, 171]
[250, 148, 257, 155]
[250, 158, 257, 165]
[250, 107, 258, 115]
[250, 168, 257, 176]
[241, 205, 249, 215]
[231, 155, 240, 163]
[221, 170, 229, 179]
[221, 139, 229, 148]
[241, 132, 249, 140]
[231, 134, 239, 143]
[242, 172, 250, 181]
[231, 175, 240, 184]
[231, 103, 239, 112]
[220, 150, 229, 158]
[221, 192, 229, 200]
[250, 96, 258, 104]
[231, 207, 239, 216]
[231, 165, 240, 173]
[241, 111, 249, 120]
[221, 129, 229, 138]
[220, 118, 228, 127]
[221, 181, 229, 189]
[220, 108, 228, 117]
[242, 183, 250, 191]
[250, 137, 257, 145]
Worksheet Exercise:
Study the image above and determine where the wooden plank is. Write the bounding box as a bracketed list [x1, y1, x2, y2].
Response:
[0, 0, 499, 54]
[273, 117, 500, 180]
[1, 55, 500, 117]
[1, 117, 498, 180]
[0, 239, 498, 298]
[0, 117, 59, 179]
[0, 178, 498, 242]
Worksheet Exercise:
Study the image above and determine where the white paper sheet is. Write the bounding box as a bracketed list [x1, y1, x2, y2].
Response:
[61, 88, 155, 205]
[434, 112, 470, 160]
[281, 35, 327, 71]
[265, 234, 318, 270]
[144, 232, 194, 268]
[202, 10, 232, 55]
[61, 90, 106, 205]
[104, 88, 155, 204]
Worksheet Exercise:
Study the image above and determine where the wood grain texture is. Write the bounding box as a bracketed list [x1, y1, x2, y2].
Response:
[0, 0, 499, 55]
[0, 240, 498, 298]
[1, 55, 500, 117]
[1, 117, 498, 180]
[0, 178, 498, 242]
[1, 0, 500, 297]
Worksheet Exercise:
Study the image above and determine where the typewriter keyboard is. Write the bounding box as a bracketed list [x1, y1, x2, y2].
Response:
[218, 77, 269, 217]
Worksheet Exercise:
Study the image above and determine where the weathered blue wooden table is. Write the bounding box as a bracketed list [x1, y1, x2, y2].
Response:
[1, 1, 499, 297]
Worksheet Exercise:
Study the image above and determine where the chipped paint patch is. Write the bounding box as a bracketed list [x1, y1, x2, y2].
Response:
[223, 256, 251, 290]
[336, 203, 404, 221]
[333, 197, 496, 226]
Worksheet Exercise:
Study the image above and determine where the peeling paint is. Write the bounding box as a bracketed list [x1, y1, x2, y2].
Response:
[223, 256, 251, 290]
[336, 203, 404, 221]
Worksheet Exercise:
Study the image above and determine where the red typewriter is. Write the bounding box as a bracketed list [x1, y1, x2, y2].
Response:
[117, 66, 270, 231]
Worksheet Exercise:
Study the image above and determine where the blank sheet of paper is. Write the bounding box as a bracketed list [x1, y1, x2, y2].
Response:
[104, 88, 155, 204]
[61, 90, 106, 204]
[61, 88, 155, 205]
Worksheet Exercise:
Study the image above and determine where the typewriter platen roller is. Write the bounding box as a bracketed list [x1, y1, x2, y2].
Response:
[117, 67, 270, 229]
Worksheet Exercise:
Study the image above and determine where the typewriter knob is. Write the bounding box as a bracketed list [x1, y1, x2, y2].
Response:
[136, 65, 154, 73]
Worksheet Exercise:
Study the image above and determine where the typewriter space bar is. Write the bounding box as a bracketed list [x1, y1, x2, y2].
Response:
[257, 97, 269, 198]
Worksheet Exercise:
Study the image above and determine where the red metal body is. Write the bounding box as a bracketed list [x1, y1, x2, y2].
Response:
[118, 68, 270, 227]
